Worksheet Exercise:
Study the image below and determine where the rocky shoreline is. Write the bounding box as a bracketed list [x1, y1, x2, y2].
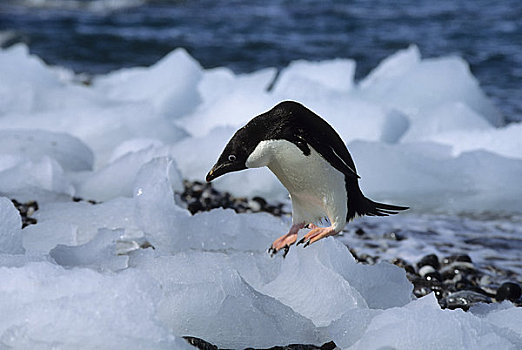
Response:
[11, 180, 521, 350]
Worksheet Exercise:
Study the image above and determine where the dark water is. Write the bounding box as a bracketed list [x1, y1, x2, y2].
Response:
[1, 0, 521, 121]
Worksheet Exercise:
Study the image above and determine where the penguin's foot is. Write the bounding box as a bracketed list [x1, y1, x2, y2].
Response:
[268, 223, 305, 257]
[297, 225, 337, 247]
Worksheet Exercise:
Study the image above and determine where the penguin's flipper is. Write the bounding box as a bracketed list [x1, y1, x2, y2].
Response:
[276, 105, 361, 180]
[292, 123, 360, 179]
[309, 140, 360, 179]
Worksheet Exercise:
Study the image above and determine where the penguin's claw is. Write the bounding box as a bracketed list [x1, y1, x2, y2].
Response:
[299, 226, 337, 248]
[268, 247, 276, 257]
[268, 232, 298, 257]
[282, 245, 290, 258]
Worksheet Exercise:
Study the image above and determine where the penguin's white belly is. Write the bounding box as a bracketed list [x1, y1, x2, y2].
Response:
[246, 139, 348, 229]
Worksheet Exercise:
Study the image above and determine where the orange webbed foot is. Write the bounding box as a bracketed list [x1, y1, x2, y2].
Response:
[268, 223, 304, 257]
[297, 225, 337, 247]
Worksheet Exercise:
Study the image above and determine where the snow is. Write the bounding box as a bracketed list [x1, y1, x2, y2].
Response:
[272, 58, 356, 98]
[0, 197, 24, 254]
[348, 294, 522, 350]
[92, 48, 203, 118]
[0, 129, 94, 171]
[0, 44, 521, 348]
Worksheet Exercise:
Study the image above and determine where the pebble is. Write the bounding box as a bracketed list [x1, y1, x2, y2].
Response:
[442, 254, 472, 265]
[418, 265, 436, 278]
[439, 290, 492, 310]
[10, 199, 39, 228]
[417, 253, 440, 270]
[183, 336, 337, 350]
[496, 282, 522, 302]
[180, 180, 287, 217]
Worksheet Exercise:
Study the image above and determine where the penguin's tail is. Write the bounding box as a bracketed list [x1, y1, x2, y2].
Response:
[347, 184, 408, 221]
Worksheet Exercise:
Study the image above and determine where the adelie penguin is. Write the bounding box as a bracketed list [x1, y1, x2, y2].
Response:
[206, 101, 408, 257]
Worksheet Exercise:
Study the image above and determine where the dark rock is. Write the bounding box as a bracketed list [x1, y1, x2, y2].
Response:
[11, 199, 39, 228]
[354, 227, 365, 236]
[411, 275, 445, 299]
[183, 336, 218, 350]
[383, 231, 405, 241]
[416, 254, 440, 270]
[179, 180, 288, 217]
[439, 290, 492, 310]
[440, 262, 477, 282]
[244, 341, 336, 350]
[430, 283, 446, 300]
[72, 196, 98, 205]
[425, 271, 442, 282]
[182, 336, 336, 350]
[412, 277, 435, 298]
[418, 265, 436, 278]
[442, 254, 472, 265]
[496, 282, 522, 302]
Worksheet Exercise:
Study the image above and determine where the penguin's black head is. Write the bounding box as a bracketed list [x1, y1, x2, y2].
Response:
[206, 102, 296, 182]
[206, 126, 257, 182]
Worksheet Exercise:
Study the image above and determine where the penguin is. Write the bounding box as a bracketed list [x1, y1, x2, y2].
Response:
[206, 101, 408, 256]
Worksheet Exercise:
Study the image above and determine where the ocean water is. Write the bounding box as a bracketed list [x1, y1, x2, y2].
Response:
[0, 0, 521, 121]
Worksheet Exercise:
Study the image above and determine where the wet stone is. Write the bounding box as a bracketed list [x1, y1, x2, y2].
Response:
[72, 196, 98, 205]
[179, 180, 288, 217]
[354, 227, 366, 236]
[183, 336, 336, 350]
[418, 265, 436, 278]
[417, 253, 440, 270]
[424, 271, 442, 282]
[496, 282, 522, 302]
[412, 277, 436, 298]
[442, 254, 472, 265]
[383, 231, 405, 241]
[183, 336, 218, 350]
[440, 262, 477, 282]
[11, 199, 39, 228]
[439, 290, 492, 310]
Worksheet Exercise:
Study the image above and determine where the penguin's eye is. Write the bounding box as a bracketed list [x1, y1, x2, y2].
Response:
[228, 154, 236, 162]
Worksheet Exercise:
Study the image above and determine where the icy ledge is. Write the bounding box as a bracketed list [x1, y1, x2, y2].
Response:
[0, 158, 520, 348]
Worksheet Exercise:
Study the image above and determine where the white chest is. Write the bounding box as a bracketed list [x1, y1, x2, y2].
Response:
[246, 139, 348, 227]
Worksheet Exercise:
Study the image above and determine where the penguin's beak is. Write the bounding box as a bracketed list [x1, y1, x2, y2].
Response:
[206, 163, 226, 182]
